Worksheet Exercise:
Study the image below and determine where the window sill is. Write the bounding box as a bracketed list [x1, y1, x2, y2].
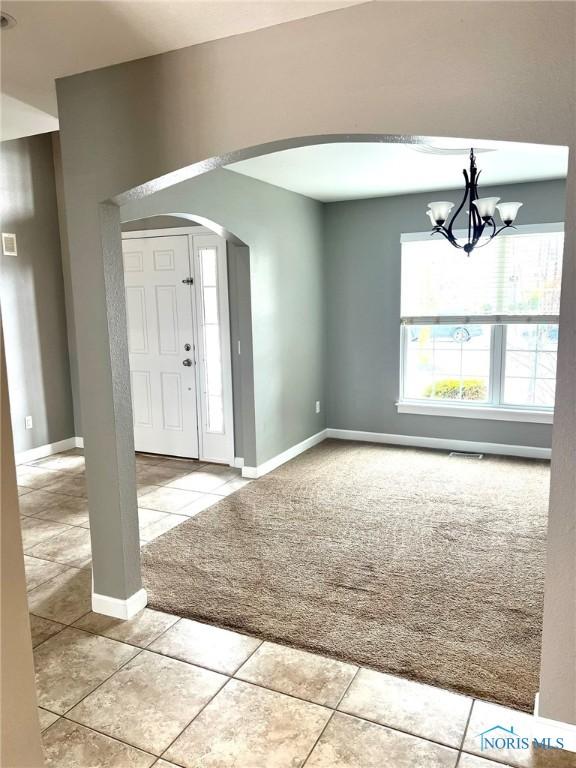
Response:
[396, 401, 553, 424]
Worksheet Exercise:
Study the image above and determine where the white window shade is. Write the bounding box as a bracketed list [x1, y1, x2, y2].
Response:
[400, 224, 564, 323]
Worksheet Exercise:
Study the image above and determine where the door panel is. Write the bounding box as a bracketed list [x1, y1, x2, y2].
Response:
[123, 235, 199, 458]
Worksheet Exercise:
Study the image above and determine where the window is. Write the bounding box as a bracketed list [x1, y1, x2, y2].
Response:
[399, 224, 563, 420]
[198, 246, 224, 433]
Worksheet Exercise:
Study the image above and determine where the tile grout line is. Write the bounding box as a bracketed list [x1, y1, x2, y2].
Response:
[40, 623, 233, 760]
[333, 707, 466, 754]
[24, 548, 91, 570]
[158, 675, 234, 761]
[22, 522, 83, 552]
[458, 697, 476, 753]
[25, 560, 81, 592]
[300, 710, 337, 768]
[54, 714, 160, 762]
[299, 664, 361, 767]
[29, 622, 68, 652]
[59, 637, 146, 720]
[229, 636, 265, 677]
[22, 513, 90, 529]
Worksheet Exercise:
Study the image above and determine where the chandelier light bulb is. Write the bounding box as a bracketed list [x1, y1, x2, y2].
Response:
[496, 201, 523, 225]
[428, 201, 454, 225]
[472, 197, 500, 221]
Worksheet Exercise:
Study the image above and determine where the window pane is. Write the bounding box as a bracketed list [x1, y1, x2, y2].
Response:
[199, 246, 224, 433]
[536, 351, 557, 378]
[401, 230, 564, 318]
[403, 324, 491, 402]
[503, 323, 557, 408]
[204, 325, 223, 396]
[535, 380, 556, 407]
[207, 395, 224, 433]
[202, 286, 219, 324]
[200, 248, 217, 286]
[505, 351, 536, 378]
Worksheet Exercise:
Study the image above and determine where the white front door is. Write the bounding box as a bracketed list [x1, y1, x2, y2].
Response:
[123, 235, 199, 458]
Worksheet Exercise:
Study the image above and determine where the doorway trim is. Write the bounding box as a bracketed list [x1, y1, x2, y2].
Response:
[121, 225, 235, 465]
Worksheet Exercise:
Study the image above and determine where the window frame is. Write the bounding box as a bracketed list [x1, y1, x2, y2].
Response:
[397, 222, 563, 424]
[397, 321, 556, 423]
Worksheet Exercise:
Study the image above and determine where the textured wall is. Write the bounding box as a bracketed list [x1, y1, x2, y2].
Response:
[0, 133, 74, 453]
[324, 179, 566, 449]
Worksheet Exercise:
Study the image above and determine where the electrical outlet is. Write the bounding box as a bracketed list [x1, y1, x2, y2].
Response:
[315, 401, 321, 414]
[25, 415, 33, 429]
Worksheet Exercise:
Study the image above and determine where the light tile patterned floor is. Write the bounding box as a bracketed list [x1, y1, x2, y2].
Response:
[19, 449, 576, 767]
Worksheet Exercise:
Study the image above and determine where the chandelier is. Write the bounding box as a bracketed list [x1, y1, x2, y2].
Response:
[427, 149, 522, 254]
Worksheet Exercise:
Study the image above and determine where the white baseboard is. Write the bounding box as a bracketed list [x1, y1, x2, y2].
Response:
[242, 429, 327, 479]
[92, 588, 147, 619]
[232, 457, 244, 469]
[326, 429, 551, 460]
[75, 436, 84, 448]
[241, 426, 549, 478]
[15, 436, 80, 465]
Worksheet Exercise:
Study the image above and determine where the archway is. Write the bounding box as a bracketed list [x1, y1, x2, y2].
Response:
[87, 133, 572, 724]
[119, 211, 256, 469]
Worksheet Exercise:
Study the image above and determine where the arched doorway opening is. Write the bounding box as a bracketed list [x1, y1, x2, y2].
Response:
[88, 134, 568, 728]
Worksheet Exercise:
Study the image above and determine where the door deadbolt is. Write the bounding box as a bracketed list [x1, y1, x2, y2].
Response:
[182, 358, 193, 367]
[184, 343, 191, 351]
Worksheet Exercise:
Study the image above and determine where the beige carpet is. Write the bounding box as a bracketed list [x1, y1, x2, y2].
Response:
[142, 439, 549, 711]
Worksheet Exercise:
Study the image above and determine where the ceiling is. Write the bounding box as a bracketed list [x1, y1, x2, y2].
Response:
[0, 0, 363, 141]
[226, 140, 569, 201]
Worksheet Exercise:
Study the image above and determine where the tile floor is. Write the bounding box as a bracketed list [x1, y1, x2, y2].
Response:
[18, 449, 576, 767]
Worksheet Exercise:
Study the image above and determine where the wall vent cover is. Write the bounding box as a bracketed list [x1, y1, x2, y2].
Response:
[2, 233, 17, 256]
[448, 451, 484, 459]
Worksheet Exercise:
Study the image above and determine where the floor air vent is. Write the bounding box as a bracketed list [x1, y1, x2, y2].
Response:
[449, 451, 484, 459]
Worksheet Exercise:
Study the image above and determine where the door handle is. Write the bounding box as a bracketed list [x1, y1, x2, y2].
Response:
[182, 358, 193, 367]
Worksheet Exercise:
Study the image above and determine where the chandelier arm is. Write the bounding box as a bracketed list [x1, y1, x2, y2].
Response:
[469, 219, 500, 249]
[433, 227, 463, 248]
[471, 221, 486, 249]
[493, 223, 514, 237]
[445, 168, 470, 245]
[470, 170, 484, 244]
[446, 169, 470, 240]
[488, 217, 497, 240]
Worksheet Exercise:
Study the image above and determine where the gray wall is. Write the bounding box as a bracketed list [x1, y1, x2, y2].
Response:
[227, 243, 257, 466]
[324, 179, 565, 449]
[121, 168, 326, 465]
[0, 133, 74, 453]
